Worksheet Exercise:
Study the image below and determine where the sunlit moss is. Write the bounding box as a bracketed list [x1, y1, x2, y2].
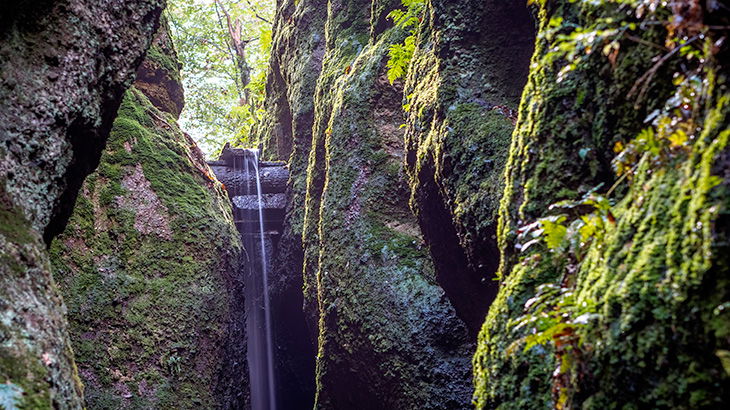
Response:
[50, 86, 244, 408]
[474, 2, 730, 408]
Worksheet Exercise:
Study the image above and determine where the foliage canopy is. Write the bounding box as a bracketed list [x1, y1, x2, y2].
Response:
[167, 0, 274, 157]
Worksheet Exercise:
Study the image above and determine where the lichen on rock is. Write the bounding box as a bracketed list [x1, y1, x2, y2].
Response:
[0, 0, 165, 407]
[276, 1, 475, 407]
[403, 0, 535, 332]
[256, 0, 476, 408]
[473, 2, 730, 408]
[49, 24, 249, 409]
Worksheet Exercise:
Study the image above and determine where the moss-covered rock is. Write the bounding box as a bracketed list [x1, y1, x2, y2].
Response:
[473, 2, 730, 408]
[49, 27, 249, 408]
[0, 1, 164, 407]
[292, 1, 473, 407]
[1, 184, 84, 409]
[259, 0, 475, 407]
[0, 0, 165, 242]
[256, 1, 328, 405]
[134, 17, 185, 119]
[301, 0, 375, 334]
[403, 0, 535, 332]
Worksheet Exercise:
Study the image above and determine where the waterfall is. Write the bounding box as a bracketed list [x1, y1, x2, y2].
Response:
[237, 149, 278, 410]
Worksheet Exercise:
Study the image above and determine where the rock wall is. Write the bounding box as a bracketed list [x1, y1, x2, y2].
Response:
[403, 0, 535, 332]
[257, 0, 327, 406]
[49, 22, 249, 409]
[261, 1, 729, 408]
[259, 0, 473, 408]
[473, 2, 729, 408]
[0, 0, 164, 407]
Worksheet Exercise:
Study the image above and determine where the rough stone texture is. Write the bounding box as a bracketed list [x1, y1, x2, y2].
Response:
[0, 192, 84, 408]
[49, 27, 249, 409]
[134, 18, 185, 119]
[209, 164, 289, 194]
[403, 0, 535, 333]
[257, 0, 475, 407]
[256, 0, 328, 406]
[0, 0, 164, 407]
[0, 0, 165, 242]
[233, 194, 287, 211]
[473, 2, 730, 408]
[297, 1, 473, 408]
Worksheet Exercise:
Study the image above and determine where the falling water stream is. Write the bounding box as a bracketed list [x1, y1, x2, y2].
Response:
[238, 149, 277, 410]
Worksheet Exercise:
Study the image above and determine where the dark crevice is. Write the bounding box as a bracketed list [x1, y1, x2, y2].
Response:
[43, 93, 122, 245]
[270, 232, 316, 410]
[415, 163, 497, 335]
[0, 0, 55, 37]
[407, 0, 536, 333]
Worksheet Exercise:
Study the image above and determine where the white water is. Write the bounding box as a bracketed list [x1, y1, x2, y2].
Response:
[240, 149, 277, 410]
[252, 150, 277, 410]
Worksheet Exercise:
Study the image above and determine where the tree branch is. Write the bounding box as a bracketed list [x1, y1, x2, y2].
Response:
[237, 0, 272, 24]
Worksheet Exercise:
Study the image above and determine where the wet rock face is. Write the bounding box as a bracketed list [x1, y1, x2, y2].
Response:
[49, 23, 250, 408]
[403, 0, 535, 333]
[0, 1, 163, 407]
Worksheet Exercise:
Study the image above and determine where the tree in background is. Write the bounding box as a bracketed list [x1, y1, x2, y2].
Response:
[167, 0, 274, 156]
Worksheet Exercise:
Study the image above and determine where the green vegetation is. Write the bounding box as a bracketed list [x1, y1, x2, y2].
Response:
[385, 0, 425, 84]
[474, 1, 729, 408]
[167, 0, 274, 155]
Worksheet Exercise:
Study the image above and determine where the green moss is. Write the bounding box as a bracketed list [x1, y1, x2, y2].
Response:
[443, 105, 512, 235]
[568, 90, 730, 408]
[0, 184, 34, 246]
[365, 213, 429, 273]
[301, 14, 473, 407]
[0, 323, 53, 409]
[474, 2, 730, 408]
[398, 0, 537, 330]
[146, 45, 181, 81]
[496, 3, 671, 274]
[50, 84, 243, 408]
[144, 17, 182, 84]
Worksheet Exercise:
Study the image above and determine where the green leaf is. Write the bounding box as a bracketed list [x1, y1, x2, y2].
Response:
[541, 216, 567, 250]
[716, 350, 730, 376]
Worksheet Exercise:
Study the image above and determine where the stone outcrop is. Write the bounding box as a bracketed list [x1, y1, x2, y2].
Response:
[259, 0, 473, 407]
[0, 0, 164, 407]
[403, 0, 535, 333]
[49, 22, 249, 408]
[473, 2, 730, 408]
[133, 22, 185, 119]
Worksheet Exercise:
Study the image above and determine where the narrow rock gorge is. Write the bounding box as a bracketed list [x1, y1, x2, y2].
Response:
[1, 0, 728, 409]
